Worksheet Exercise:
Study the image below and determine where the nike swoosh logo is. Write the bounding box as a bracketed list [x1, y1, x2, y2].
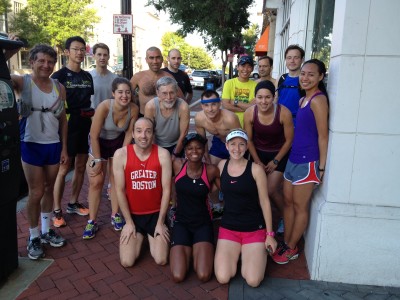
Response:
[199, 183, 204, 186]
[230, 181, 237, 184]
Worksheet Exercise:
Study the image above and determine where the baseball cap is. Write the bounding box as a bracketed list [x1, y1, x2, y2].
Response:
[182, 133, 208, 148]
[226, 129, 248, 143]
[238, 56, 254, 67]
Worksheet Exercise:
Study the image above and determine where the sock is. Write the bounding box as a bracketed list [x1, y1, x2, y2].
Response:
[54, 208, 61, 214]
[41, 212, 51, 234]
[29, 227, 40, 240]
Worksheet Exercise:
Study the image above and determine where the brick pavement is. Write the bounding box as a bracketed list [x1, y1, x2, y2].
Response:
[14, 94, 310, 299]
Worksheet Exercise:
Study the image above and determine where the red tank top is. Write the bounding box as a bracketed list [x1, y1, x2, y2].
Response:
[124, 144, 163, 214]
[253, 104, 285, 152]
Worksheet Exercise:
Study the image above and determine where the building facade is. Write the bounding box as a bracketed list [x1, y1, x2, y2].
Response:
[263, 0, 400, 287]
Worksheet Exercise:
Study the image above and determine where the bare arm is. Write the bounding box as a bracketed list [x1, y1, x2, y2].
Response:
[58, 85, 69, 165]
[154, 147, 172, 242]
[312, 95, 329, 178]
[174, 101, 190, 155]
[113, 147, 137, 243]
[194, 112, 211, 164]
[243, 106, 263, 167]
[252, 163, 277, 253]
[122, 104, 139, 146]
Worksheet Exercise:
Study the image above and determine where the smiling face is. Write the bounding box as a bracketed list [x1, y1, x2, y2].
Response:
[133, 118, 154, 150]
[146, 49, 163, 72]
[300, 62, 324, 92]
[113, 83, 132, 107]
[285, 49, 303, 73]
[201, 97, 221, 120]
[157, 84, 177, 109]
[258, 58, 272, 78]
[66, 41, 86, 64]
[237, 63, 253, 80]
[31, 53, 56, 78]
[226, 137, 248, 159]
[167, 50, 182, 71]
[255, 88, 274, 113]
[185, 140, 205, 162]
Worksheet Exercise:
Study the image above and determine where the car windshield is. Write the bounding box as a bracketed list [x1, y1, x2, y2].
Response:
[192, 71, 209, 77]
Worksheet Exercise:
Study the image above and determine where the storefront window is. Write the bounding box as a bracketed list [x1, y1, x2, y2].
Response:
[20, 49, 30, 69]
[311, 0, 335, 69]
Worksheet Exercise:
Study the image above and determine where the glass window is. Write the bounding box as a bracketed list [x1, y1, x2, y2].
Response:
[311, 0, 335, 69]
[20, 50, 30, 69]
[279, 0, 292, 75]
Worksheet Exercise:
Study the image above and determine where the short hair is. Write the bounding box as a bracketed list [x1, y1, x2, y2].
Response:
[258, 55, 273, 67]
[65, 36, 86, 50]
[156, 76, 178, 91]
[146, 46, 162, 56]
[92, 43, 110, 55]
[201, 89, 219, 99]
[284, 44, 305, 59]
[168, 49, 181, 57]
[134, 117, 155, 133]
[111, 77, 132, 93]
[29, 44, 57, 62]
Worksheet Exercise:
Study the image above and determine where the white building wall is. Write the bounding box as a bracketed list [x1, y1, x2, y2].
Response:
[269, 0, 400, 287]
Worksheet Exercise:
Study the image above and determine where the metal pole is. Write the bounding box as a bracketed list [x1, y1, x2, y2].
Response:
[121, 0, 133, 79]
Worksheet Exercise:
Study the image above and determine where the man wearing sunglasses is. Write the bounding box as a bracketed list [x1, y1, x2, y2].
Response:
[221, 55, 257, 127]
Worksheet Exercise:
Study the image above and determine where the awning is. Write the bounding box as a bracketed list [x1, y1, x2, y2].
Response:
[255, 26, 270, 56]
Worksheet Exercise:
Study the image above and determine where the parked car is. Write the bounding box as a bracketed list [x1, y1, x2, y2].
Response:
[189, 70, 220, 89]
[216, 69, 228, 82]
[251, 64, 259, 79]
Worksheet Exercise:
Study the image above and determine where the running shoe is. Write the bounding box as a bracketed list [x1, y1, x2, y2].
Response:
[52, 209, 66, 227]
[41, 229, 66, 247]
[83, 220, 98, 240]
[111, 213, 125, 231]
[271, 243, 299, 264]
[27, 237, 44, 260]
[67, 202, 89, 216]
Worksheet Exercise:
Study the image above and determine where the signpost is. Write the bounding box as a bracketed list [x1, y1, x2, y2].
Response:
[117, 0, 133, 79]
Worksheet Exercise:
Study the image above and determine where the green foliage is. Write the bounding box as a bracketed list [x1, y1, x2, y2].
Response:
[9, 0, 99, 48]
[0, 0, 11, 15]
[161, 32, 212, 70]
[242, 23, 259, 56]
[149, 0, 254, 75]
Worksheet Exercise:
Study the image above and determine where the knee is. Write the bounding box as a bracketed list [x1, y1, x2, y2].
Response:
[197, 270, 212, 283]
[215, 272, 231, 285]
[29, 188, 44, 202]
[154, 256, 168, 266]
[245, 276, 262, 288]
[120, 257, 135, 268]
[89, 176, 104, 190]
[171, 270, 186, 283]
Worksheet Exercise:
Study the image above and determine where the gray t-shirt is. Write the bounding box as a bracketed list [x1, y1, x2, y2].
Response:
[154, 97, 183, 147]
[90, 69, 118, 109]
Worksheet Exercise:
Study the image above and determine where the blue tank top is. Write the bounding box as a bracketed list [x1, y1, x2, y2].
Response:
[278, 75, 302, 124]
[220, 159, 265, 232]
[289, 92, 323, 163]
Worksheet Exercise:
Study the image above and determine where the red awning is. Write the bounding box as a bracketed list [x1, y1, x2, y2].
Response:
[255, 26, 269, 56]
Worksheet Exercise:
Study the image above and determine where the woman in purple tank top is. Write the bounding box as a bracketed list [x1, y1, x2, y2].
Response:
[272, 59, 329, 265]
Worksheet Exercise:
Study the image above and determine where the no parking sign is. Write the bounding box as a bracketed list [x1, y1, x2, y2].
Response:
[113, 14, 133, 34]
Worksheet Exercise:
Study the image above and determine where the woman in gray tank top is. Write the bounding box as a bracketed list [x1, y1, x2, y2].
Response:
[83, 78, 139, 240]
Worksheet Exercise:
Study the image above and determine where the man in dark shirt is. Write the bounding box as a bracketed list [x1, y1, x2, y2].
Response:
[51, 36, 94, 227]
[162, 49, 193, 104]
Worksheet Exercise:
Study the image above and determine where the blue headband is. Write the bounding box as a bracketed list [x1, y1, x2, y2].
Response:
[200, 97, 221, 104]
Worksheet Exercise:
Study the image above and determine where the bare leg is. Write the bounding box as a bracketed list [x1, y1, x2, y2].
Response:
[170, 245, 191, 282]
[214, 239, 241, 284]
[108, 158, 119, 215]
[241, 243, 267, 287]
[267, 171, 284, 213]
[286, 183, 315, 249]
[120, 232, 144, 267]
[70, 153, 88, 204]
[148, 233, 169, 265]
[283, 179, 295, 244]
[87, 161, 107, 221]
[193, 242, 214, 282]
[41, 164, 61, 213]
[53, 158, 71, 210]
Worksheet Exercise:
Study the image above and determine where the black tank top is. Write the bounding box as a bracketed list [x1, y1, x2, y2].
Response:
[174, 162, 212, 225]
[220, 159, 266, 231]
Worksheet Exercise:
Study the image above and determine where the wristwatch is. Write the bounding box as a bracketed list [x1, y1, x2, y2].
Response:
[272, 158, 279, 166]
[234, 99, 239, 107]
[89, 158, 102, 168]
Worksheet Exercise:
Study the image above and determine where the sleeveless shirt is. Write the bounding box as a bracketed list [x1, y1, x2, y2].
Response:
[290, 92, 324, 163]
[220, 159, 266, 231]
[253, 104, 285, 152]
[154, 97, 183, 147]
[124, 144, 163, 214]
[174, 162, 212, 225]
[99, 99, 131, 140]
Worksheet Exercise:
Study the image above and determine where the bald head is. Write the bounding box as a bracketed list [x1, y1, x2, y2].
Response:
[167, 49, 182, 72]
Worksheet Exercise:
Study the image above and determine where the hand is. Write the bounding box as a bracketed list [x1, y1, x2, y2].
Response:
[120, 222, 136, 245]
[60, 150, 69, 165]
[154, 223, 170, 243]
[265, 236, 278, 255]
[265, 161, 277, 174]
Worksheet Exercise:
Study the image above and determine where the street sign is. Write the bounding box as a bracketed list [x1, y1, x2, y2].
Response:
[113, 14, 133, 35]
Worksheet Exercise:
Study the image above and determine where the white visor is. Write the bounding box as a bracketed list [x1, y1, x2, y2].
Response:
[226, 130, 248, 143]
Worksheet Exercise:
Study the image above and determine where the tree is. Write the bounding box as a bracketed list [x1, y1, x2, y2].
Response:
[150, 0, 254, 83]
[242, 23, 260, 56]
[161, 32, 213, 69]
[9, 0, 99, 49]
[0, 0, 11, 15]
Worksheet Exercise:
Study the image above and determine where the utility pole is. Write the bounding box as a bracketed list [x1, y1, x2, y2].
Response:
[121, 0, 133, 79]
